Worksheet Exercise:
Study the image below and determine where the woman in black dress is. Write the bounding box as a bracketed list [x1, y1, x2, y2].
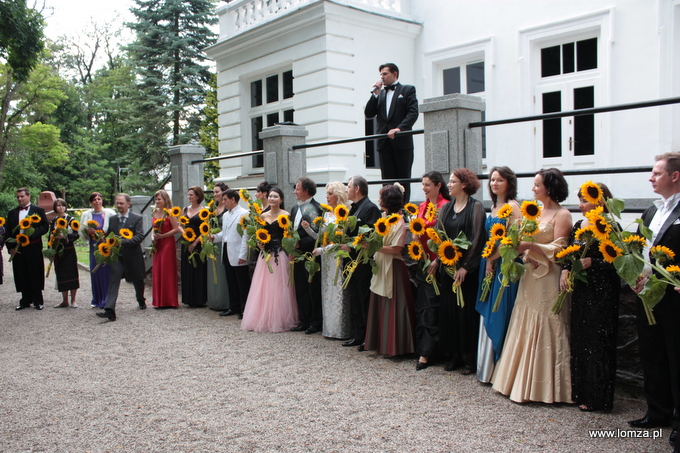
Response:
[560, 182, 620, 412]
[51, 198, 80, 308]
[180, 186, 208, 307]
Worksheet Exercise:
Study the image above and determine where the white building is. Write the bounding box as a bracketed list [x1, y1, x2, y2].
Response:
[205, 0, 680, 203]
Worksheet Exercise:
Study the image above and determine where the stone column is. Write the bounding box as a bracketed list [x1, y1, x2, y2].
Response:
[130, 195, 153, 272]
[259, 124, 309, 204]
[420, 94, 485, 176]
[168, 145, 206, 209]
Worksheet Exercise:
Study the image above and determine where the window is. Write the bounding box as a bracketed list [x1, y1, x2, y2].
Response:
[443, 61, 486, 157]
[249, 69, 294, 168]
[541, 38, 597, 77]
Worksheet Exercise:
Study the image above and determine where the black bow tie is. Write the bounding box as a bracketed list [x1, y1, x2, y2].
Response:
[384, 84, 396, 91]
[19, 206, 29, 211]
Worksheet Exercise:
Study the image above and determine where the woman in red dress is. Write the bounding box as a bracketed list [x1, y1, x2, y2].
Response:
[151, 189, 181, 308]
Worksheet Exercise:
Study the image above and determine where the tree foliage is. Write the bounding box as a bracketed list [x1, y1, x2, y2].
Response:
[0, 0, 45, 83]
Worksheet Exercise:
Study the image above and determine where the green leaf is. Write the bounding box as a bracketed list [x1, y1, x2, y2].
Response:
[634, 219, 653, 241]
[607, 197, 625, 218]
[639, 275, 668, 310]
[613, 253, 644, 286]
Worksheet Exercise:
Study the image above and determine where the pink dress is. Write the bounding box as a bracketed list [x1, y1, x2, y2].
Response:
[152, 218, 179, 308]
[241, 221, 298, 332]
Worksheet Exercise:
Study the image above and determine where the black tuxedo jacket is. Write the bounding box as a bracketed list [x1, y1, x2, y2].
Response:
[345, 196, 381, 262]
[4, 204, 49, 252]
[364, 82, 419, 152]
[642, 202, 680, 272]
[290, 199, 321, 254]
[107, 211, 146, 282]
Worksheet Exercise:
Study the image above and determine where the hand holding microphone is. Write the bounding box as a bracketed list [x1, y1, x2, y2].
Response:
[370, 79, 383, 94]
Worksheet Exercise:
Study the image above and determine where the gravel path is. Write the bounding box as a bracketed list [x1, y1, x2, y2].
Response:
[0, 253, 671, 453]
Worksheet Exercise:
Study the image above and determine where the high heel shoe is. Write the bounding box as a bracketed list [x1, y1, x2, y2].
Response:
[416, 361, 429, 371]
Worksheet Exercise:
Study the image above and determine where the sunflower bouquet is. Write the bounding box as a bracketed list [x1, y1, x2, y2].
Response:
[492, 201, 541, 312]
[405, 202, 440, 294]
[197, 209, 222, 283]
[7, 214, 42, 261]
[478, 221, 508, 303]
[425, 225, 471, 306]
[92, 228, 132, 273]
[149, 207, 180, 257]
[85, 219, 105, 241]
[237, 189, 267, 240]
[319, 204, 359, 285]
[43, 218, 80, 276]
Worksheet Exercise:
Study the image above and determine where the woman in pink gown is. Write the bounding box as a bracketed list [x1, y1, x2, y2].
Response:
[241, 188, 298, 332]
[151, 190, 180, 308]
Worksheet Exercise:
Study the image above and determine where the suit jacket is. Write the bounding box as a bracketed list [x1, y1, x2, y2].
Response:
[364, 82, 419, 152]
[215, 205, 250, 267]
[642, 201, 680, 288]
[290, 199, 321, 254]
[345, 196, 381, 262]
[107, 211, 146, 282]
[4, 204, 49, 253]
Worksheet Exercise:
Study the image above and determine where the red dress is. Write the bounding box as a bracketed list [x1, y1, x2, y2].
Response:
[152, 219, 179, 308]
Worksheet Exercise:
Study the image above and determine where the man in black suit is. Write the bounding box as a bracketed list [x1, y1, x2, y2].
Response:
[629, 153, 680, 449]
[365, 62, 419, 203]
[4, 188, 49, 310]
[97, 193, 146, 322]
[341, 175, 381, 349]
[289, 177, 322, 334]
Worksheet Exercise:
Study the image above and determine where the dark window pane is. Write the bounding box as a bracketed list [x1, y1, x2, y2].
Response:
[466, 61, 485, 94]
[574, 86, 594, 155]
[250, 80, 262, 107]
[266, 112, 279, 127]
[251, 116, 263, 167]
[542, 91, 561, 158]
[443, 67, 461, 94]
[481, 111, 486, 159]
[562, 43, 574, 74]
[577, 38, 597, 71]
[266, 74, 278, 103]
[365, 118, 379, 168]
[283, 109, 294, 123]
[283, 70, 294, 99]
[541, 45, 561, 77]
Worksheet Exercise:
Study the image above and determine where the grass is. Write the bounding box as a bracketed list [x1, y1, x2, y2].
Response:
[75, 242, 90, 266]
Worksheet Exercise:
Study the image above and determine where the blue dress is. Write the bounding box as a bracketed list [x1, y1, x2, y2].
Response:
[475, 215, 518, 383]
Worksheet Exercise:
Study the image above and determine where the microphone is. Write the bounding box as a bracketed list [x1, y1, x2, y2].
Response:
[370, 85, 381, 94]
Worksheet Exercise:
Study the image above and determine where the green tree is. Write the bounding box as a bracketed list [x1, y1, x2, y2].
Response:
[0, 0, 45, 83]
[200, 73, 218, 188]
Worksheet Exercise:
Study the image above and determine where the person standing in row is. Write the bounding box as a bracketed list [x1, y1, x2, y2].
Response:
[151, 189, 180, 309]
[207, 182, 231, 312]
[181, 186, 208, 308]
[51, 198, 80, 308]
[80, 192, 116, 309]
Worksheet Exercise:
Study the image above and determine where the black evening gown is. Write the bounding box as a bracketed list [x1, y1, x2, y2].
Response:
[52, 215, 80, 292]
[180, 209, 207, 307]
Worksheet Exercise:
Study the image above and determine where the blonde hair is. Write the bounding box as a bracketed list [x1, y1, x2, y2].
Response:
[155, 189, 173, 209]
[327, 181, 349, 206]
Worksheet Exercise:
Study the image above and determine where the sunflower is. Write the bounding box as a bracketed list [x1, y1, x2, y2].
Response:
[0, 217, 4, 227]
[98, 243, 111, 257]
[407, 241, 424, 261]
[580, 181, 603, 205]
[353, 234, 364, 246]
[16, 233, 30, 247]
[497, 204, 513, 219]
[239, 189, 248, 202]
[666, 265, 680, 278]
[198, 208, 211, 221]
[426, 228, 441, 245]
[106, 237, 117, 247]
[312, 216, 324, 226]
[19, 218, 32, 229]
[375, 217, 390, 236]
[586, 206, 604, 217]
[438, 241, 461, 266]
[199, 222, 210, 236]
[179, 216, 190, 226]
[574, 226, 595, 242]
[182, 228, 197, 242]
[238, 216, 247, 230]
[599, 240, 622, 263]
[622, 234, 647, 250]
[322, 232, 329, 247]
[522, 220, 540, 236]
[590, 215, 612, 241]
[70, 220, 80, 231]
[489, 223, 506, 239]
[47, 238, 54, 248]
[253, 203, 263, 215]
[169, 206, 181, 217]
[283, 229, 292, 239]
[320, 203, 332, 212]
[481, 240, 496, 258]
[55, 217, 68, 229]
[520, 200, 542, 221]
[387, 213, 401, 224]
[256, 216, 267, 226]
[425, 202, 437, 222]
[207, 199, 215, 208]
[277, 215, 290, 229]
[404, 203, 419, 216]
[256, 228, 271, 244]
[500, 236, 514, 246]
[409, 218, 426, 236]
[556, 244, 582, 260]
[119, 228, 134, 240]
[335, 204, 349, 222]
[650, 245, 676, 264]
[86, 220, 99, 228]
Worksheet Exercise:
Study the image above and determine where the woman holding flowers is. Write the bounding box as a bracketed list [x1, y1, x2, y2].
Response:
[151, 189, 180, 309]
[304, 181, 353, 339]
[475, 166, 522, 382]
[363, 183, 415, 355]
[559, 182, 619, 412]
[50, 199, 80, 308]
[492, 168, 573, 403]
[207, 182, 230, 311]
[437, 168, 486, 375]
[180, 186, 208, 308]
[241, 188, 298, 332]
[411, 171, 451, 370]
[79, 192, 116, 308]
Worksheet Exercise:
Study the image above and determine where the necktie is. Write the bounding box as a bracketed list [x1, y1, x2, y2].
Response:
[19, 206, 29, 211]
[120, 215, 127, 225]
[384, 84, 396, 91]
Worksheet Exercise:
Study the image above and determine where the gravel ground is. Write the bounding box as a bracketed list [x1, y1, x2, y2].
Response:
[0, 253, 672, 453]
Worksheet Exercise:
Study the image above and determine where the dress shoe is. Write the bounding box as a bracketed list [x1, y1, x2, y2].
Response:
[238, 313, 243, 320]
[219, 309, 238, 317]
[357, 343, 366, 352]
[342, 338, 362, 347]
[35, 305, 44, 310]
[628, 416, 669, 429]
[416, 361, 429, 371]
[290, 324, 308, 332]
[15, 305, 29, 310]
[305, 326, 320, 335]
[138, 303, 147, 309]
[96, 309, 116, 321]
[670, 429, 678, 447]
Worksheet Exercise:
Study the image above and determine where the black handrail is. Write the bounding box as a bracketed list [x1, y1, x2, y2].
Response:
[292, 129, 424, 150]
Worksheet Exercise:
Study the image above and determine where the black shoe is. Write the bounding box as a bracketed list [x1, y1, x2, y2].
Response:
[219, 309, 238, 317]
[670, 429, 678, 447]
[305, 326, 320, 335]
[290, 324, 308, 332]
[35, 305, 44, 310]
[138, 303, 147, 309]
[238, 313, 243, 320]
[96, 309, 116, 321]
[342, 338, 362, 347]
[416, 361, 429, 371]
[357, 343, 366, 352]
[628, 416, 670, 429]
[15, 305, 29, 310]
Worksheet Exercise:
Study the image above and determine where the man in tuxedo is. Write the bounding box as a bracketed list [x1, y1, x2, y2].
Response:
[629, 152, 680, 449]
[341, 175, 381, 350]
[4, 188, 49, 310]
[216, 189, 251, 319]
[365, 62, 419, 203]
[289, 177, 323, 334]
[96, 193, 146, 322]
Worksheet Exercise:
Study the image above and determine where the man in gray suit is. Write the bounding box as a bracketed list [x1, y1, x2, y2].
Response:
[97, 193, 146, 321]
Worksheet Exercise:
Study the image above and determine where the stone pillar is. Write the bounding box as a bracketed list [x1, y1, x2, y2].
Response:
[260, 124, 309, 204]
[420, 94, 485, 176]
[168, 145, 206, 209]
[130, 195, 153, 272]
